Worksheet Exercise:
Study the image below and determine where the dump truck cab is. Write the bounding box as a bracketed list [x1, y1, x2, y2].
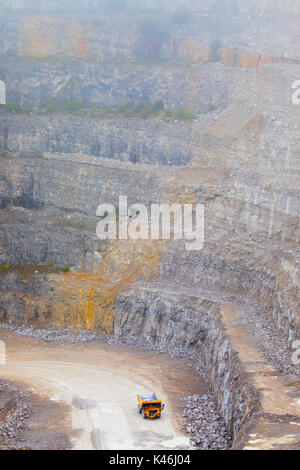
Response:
[137, 393, 164, 419]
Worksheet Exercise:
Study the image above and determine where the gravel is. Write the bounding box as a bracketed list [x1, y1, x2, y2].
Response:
[0, 323, 108, 343]
[242, 299, 300, 377]
[182, 394, 232, 450]
[0, 380, 31, 450]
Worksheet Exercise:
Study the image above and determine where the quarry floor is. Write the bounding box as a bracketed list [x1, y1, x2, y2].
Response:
[0, 330, 204, 450]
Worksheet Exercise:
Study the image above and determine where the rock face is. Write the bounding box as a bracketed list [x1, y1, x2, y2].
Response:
[0, 0, 300, 450]
[114, 286, 260, 438]
[1, 0, 300, 61]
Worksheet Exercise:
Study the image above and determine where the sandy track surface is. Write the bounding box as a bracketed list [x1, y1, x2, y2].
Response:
[0, 331, 203, 450]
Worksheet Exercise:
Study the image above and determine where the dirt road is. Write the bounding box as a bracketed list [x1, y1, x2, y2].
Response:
[0, 331, 204, 450]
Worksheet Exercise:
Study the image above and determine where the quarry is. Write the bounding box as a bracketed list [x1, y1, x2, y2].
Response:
[1, 0, 300, 452]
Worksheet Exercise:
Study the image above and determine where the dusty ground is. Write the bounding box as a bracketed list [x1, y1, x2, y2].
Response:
[0, 379, 72, 450]
[0, 330, 204, 450]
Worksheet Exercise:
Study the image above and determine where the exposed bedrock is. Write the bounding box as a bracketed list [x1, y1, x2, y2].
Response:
[1, 1, 300, 61]
[114, 286, 300, 450]
[1, 59, 231, 112]
[1, 60, 300, 166]
[0, 143, 299, 338]
[114, 286, 259, 440]
[0, 147, 299, 449]
[1, 57, 295, 112]
[3, 271, 300, 449]
[0, 118, 194, 164]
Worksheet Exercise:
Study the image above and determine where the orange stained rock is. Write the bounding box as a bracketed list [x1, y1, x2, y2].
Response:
[22, 237, 164, 334]
[178, 39, 210, 63]
[37, 238, 164, 333]
[237, 51, 276, 69]
[201, 44, 212, 62]
[177, 41, 279, 69]
[98, 238, 164, 282]
[176, 39, 280, 69]
[49, 272, 123, 333]
[219, 47, 278, 69]
[79, 31, 89, 57]
[127, 31, 138, 46]
[69, 23, 89, 57]
[218, 47, 235, 66]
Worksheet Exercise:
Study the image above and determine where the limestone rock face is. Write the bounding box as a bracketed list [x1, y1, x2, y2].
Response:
[1, 0, 300, 61]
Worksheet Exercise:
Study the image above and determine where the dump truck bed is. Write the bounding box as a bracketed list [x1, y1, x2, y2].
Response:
[139, 393, 159, 402]
[137, 393, 162, 406]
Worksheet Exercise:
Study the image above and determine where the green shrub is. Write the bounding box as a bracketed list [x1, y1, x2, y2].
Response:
[173, 108, 197, 121]
[3, 102, 34, 114]
[47, 262, 53, 267]
[66, 100, 84, 112]
[23, 103, 34, 114]
[5, 102, 22, 113]
[62, 266, 70, 273]
[117, 103, 131, 113]
[6, 97, 198, 122]
[4, 265, 9, 270]
[152, 100, 164, 112]
[45, 99, 60, 114]
[139, 106, 153, 119]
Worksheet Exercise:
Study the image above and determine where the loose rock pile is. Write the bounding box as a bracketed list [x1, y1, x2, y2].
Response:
[244, 300, 300, 378]
[0, 380, 31, 450]
[182, 394, 232, 450]
[0, 324, 107, 343]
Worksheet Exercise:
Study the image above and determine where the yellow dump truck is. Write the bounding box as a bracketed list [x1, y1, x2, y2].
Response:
[137, 393, 164, 419]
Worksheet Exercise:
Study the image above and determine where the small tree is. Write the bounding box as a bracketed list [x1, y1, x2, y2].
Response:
[23, 103, 34, 114]
[66, 100, 84, 112]
[5, 102, 22, 113]
[152, 100, 164, 113]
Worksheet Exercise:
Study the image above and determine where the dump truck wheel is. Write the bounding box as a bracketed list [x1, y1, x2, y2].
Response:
[142, 409, 147, 419]
[138, 405, 142, 414]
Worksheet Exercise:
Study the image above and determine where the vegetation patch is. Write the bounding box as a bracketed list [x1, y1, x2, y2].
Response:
[74, 100, 197, 121]
[0, 98, 201, 121]
[0, 265, 10, 273]
[0, 93, 220, 122]
[0, 264, 74, 278]
[58, 215, 94, 232]
[0, 102, 34, 114]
